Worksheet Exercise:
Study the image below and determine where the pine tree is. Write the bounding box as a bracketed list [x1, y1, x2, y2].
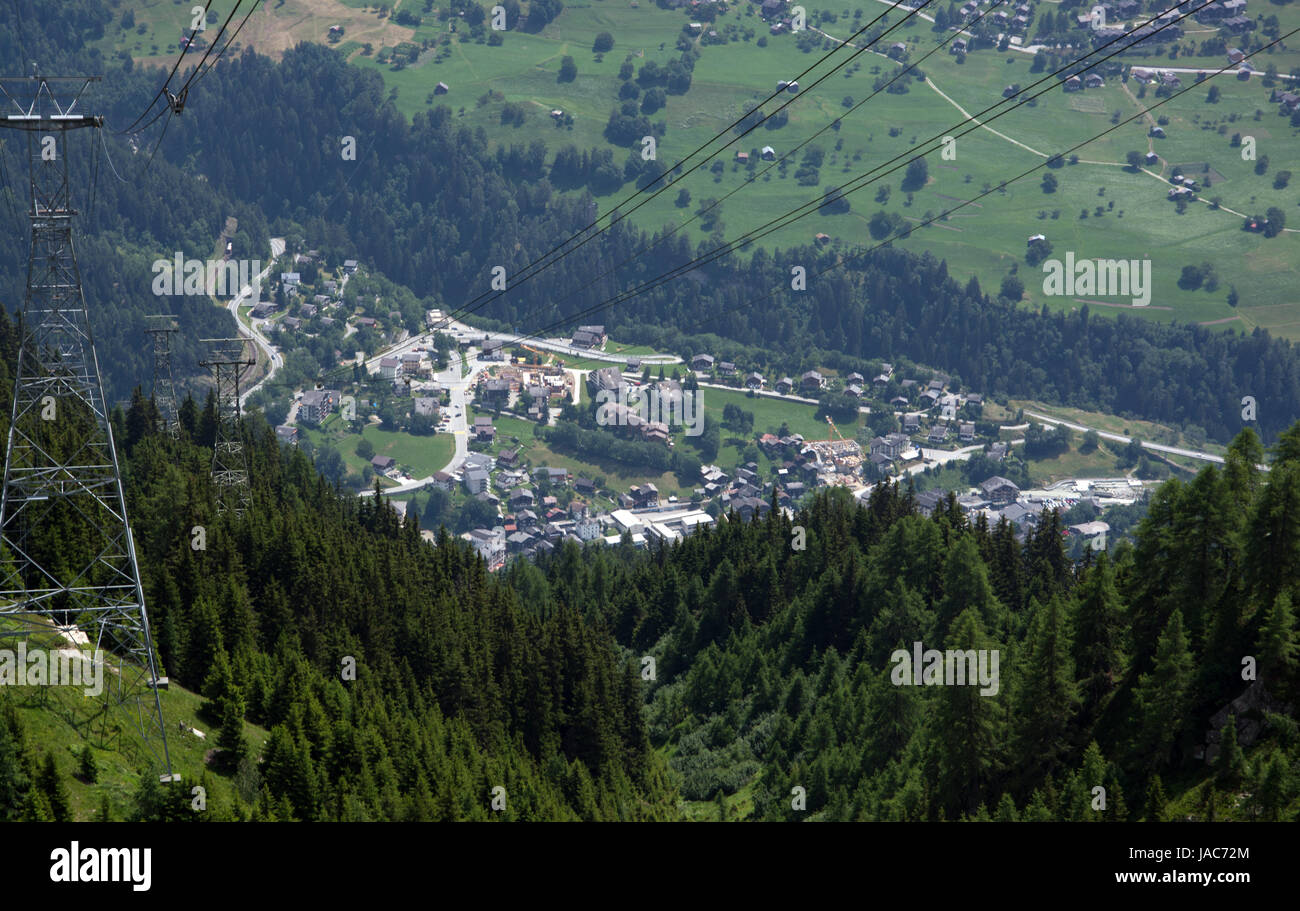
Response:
[77, 745, 98, 784]
[0, 709, 27, 820]
[1258, 590, 1298, 696]
[1215, 714, 1248, 789]
[931, 608, 1003, 817]
[1130, 610, 1194, 771]
[38, 753, 71, 822]
[1012, 596, 1080, 787]
[1072, 552, 1125, 715]
[1143, 774, 1167, 822]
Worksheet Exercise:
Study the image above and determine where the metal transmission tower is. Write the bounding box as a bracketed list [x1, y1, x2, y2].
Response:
[200, 338, 254, 517]
[144, 316, 180, 438]
[0, 75, 172, 778]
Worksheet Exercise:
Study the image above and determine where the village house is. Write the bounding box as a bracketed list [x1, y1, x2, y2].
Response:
[775, 376, 794, 394]
[571, 325, 607, 348]
[979, 476, 1021, 504]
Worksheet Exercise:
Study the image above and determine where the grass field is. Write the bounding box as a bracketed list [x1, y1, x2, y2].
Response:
[103, 2, 1300, 340]
[298, 412, 456, 480]
[341, 2, 1300, 336]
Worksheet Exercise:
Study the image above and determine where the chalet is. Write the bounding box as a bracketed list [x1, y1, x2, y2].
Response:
[575, 477, 596, 495]
[1272, 90, 1300, 111]
[1149, 125, 1166, 138]
[959, 422, 976, 442]
[627, 356, 642, 372]
[280, 272, 301, 287]
[571, 325, 607, 348]
[927, 423, 949, 445]
[299, 303, 318, 318]
[1064, 75, 1083, 92]
[1085, 73, 1104, 88]
[888, 42, 907, 59]
[987, 442, 1008, 463]
[534, 467, 569, 486]
[891, 396, 910, 408]
[915, 490, 945, 516]
[275, 425, 298, 445]
[745, 372, 765, 390]
[951, 38, 967, 55]
[903, 414, 921, 433]
[480, 338, 504, 361]
[509, 488, 535, 509]
[355, 317, 377, 328]
[800, 370, 824, 391]
[497, 448, 519, 468]
[434, 82, 450, 95]
[629, 483, 660, 507]
[250, 302, 275, 319]
[718, 361, 737, 376]
[1000, 502, 1037, 530]
[431, 471, 455, 491]
[735, 151, 750, 163]
[965, 393, 984, 408]
[691, 353, 715, 370]
[343, 259, 359, 274]
[775, 377, 794, 394]
[1222, 15, 1253, 32]
[920, 389, 941, 407]
[761, 146, 776, 161]
[371, 455, 397, 473]
[814, 233, 831, 246]
[515, 509, 539, 529]
[847, 372, 865, 385]
[473, 416, 496, 443]
[281, 317, 302, 332]
[482, 378, 511, 403]
[979, 476, 1021, 504]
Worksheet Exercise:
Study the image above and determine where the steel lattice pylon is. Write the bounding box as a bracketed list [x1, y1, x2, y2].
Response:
[145, 316, 180, 438]
[0, 75, 172, 779]
[200, 338, 253, 518]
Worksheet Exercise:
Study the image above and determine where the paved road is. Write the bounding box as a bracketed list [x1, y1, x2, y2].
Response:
[1021, 410, 1259, 468]
[233, 237, 285, 407]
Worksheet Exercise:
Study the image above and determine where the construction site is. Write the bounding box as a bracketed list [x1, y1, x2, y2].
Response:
[805, 416, 864, 475]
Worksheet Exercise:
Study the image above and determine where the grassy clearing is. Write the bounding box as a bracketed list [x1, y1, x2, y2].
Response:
[0, 617, 268, 821]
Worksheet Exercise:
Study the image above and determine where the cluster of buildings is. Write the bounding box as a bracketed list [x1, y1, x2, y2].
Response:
[477, 363, 573, 421]
[903, 475, 1144, 541]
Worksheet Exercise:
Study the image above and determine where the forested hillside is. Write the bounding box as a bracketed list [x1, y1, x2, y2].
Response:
[514, 430, 1300, 820]
[0, 303, 676, 818]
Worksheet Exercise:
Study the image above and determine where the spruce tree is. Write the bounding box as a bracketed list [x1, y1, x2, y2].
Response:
[77, 745, 98, 784]
[1130, 610, 1194, 771]
[1215, 714, 1248, 789]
